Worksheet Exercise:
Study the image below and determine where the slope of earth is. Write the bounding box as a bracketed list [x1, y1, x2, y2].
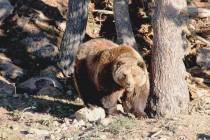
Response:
[0, 107, 210, 140]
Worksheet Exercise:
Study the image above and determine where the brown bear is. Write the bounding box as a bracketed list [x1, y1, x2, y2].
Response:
[112, 57, 150, 117]
[74, 38, 150, 117]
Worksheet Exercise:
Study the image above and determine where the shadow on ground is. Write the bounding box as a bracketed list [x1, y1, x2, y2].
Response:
[0, 94, 83, 118]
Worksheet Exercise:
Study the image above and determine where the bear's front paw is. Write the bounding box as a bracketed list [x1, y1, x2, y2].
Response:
[134, 111, 148, 119]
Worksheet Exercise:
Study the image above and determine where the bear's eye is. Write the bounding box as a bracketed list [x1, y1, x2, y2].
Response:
[115, 62, 123, 69]
[116, 61, 124, 68]
[137, 62, 145, 69]
[117, 63, 121, 68]
[122, 73, 127, 79]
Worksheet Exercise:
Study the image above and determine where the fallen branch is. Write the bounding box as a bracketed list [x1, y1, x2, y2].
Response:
[183, 28, 210, 46]
[92, 9, 113, 15]
[151, 129, 162, 138]
[195, 35, 210, 46]
[192, 1, 210, 9]
[187, 7, 210, 18]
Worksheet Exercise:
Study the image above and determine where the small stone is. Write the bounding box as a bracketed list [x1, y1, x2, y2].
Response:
[53, 121, 59, 127]
[63, 118, 70, 125]
[54, 128, 61, 133]
[81, 126, 86, 131]
[100, 135, 107, 139]
[72, 119, 85, 128]
[75, 107, 106, 122]
[62, 126, 68, 131]
[29, 128, 50, 136]
[77, 120, 85, 127]
[58, 21, 66, 31]
[100, 118, 112, 126]
[72, 119, 78, 124]
[60, 123, 67, 128]
[116, 104, 124, 113]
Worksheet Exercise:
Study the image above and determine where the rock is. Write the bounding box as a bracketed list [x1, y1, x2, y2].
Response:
[21, 32, 58, 62]
[197, 48, 210, 69]
[37, 86, 63, 97]
[17, 76, 63, 94]
[75, 107, 106, 122]
[0, 62, 24, 80]
[40, 66, 62, 78]
[0, 76, 15, 97]
[0, 53, 25, 80]
[0, 0, 13, 25]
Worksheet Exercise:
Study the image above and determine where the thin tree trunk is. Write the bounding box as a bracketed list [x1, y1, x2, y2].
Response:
[113, 0, 137, 50]
[57, 0, 89, 77]
[149, 0, 189, 117]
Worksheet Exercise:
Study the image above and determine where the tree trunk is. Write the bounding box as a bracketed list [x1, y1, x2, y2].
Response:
[113, 0, 137, 50]
[57, 0, 89, 77]
[149, 0, 189, 117]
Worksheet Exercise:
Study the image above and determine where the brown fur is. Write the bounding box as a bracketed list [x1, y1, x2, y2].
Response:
[74, 38, 150, 117]
[86, 44, 144, 91]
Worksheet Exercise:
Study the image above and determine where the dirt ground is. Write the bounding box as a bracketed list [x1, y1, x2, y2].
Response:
[0, 0, 210, 140]
[0, 106, 210, 140]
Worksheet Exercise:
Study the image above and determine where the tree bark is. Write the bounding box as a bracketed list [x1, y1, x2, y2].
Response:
[113, 0, 137, 50]
[57, 0, 89, 77]
[149, 0, 189, 117]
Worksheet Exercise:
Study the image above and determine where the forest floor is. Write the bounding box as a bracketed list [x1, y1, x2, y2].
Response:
[0, 0, 210, 140]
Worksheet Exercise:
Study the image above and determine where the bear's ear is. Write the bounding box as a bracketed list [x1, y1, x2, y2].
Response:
[120, 44, 127, 47]
[93, 53, 100, 62]
[119, 44, 132, 49]
[92, 50, 108, 63]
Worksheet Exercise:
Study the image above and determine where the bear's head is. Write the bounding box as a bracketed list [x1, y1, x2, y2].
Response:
[112, 57, 147, 92]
